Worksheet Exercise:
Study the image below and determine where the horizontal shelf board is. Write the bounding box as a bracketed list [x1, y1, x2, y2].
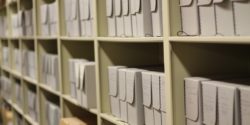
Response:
[98, 37, 163, 43]
[37, 36, 58, 40]
[100, 113, 126, 125]
[60, 36, 95, 41]
[12, 103, 23, 115]
[170, 36, 250, 44]
[20, 36, 35, 40]
[23, 76, 38, 85]
[0, 37, 9, 40]
[62, 95, 98, 115]
[24, 115, 39, 125]
[1, 66, 11, 72]
[11, 70, 22, 78]
[39, 84, 61, 96]
[3, 97, 12, 105]
[9, 37, 19, 40]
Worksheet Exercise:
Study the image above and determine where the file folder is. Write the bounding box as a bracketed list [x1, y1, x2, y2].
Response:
[40, 4, 50, 36]
[115, 0, 125, 36]
[108, 66, 126, 118]
[232, 0, 250, 36]
[24, 10, 33, 36]
[49, 2, 58, 36]
[126, 69, 144, 125]
[214, 0, 235, 36]
[118, 68, 128, 122]
[239, 86, 250, 125]
[198, 0, 216, 36]
[69, 0, 81, 37]
[184, 77, 210, 125]
[123, 0, 133, 37]
[135, 0, 153, 37]
[106, 0, 117, 36]
[150, 0, 163, 37]
[180, 0, 200, 36]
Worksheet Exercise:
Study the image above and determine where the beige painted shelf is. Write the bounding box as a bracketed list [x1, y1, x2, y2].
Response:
[1, 0, 245, 124]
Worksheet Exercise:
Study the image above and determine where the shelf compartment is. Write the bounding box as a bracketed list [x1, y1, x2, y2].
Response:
[37, 39, 59, 90]
[1, 39, 10, 68]
[10, 39, 21, 73]
[101, 117, 119, 125]
[23, 82, 38, 123]
[171, 43, 250, 125]
[12, 76, 23, 110]
[62, 99, 97, 125]
[98, 42, 164, 116]
[39, 88, 60, 125]
[61, 40, 94, 96]
[13, 111, 24, 125]
[21, 39, 37, 81]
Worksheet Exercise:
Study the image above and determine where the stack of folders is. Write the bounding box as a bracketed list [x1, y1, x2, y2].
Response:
[15, 81, 23, 108]
[46, 101, 61, 125]
[64, 0, 93, 37]
[184, 77, 250, 125]
[106, 0, 162, 37]
[24, 9, 33, 36]
[68, 59, 97, 109]
[22, 50, 36, 79]
[0, 76, 11, 100]
[12, 11, 25, 37]
[2, 46, 9, 67]
[180, 0, 250, 36]
[27, 89, 37, 121]
[41, 53, 59, 91]
[40, 1, 58, 36]
[13, 48, 22, 73]
[0, 16, 7, 37]
[108, 66, 166, 125]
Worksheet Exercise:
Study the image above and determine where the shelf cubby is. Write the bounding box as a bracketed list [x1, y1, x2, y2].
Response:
[13, 111, 24, 125]
[1, 39, 10, 68]
[62, 99, 97, 125]
[61, 40, 94, 96]
[171, 42, 250, 125]
[23, 82, 38, 123]
[12, 76, 23, 110]
[10, 39, 21, 74]
[39, 89, 60, 125]
[98, 42, 164, 117]
[37, 39, 58, 85]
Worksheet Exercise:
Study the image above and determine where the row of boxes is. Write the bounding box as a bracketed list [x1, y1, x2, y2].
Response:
[184, 77, 250, 125]
[41, 53, 59, 91]
[40, 1, 58, 36]
[27, 89, 38, 122]
[0, 16, 7, 37]
[106, 0, 163, 37]
[68, 58, 96, 109]
[15, 80, 23, 108]
[0, 76, 11, 100]
[64, 0, 94, 37]
[108, 66, 166, 125]
[13, 48, 22, 73]
[45, 101, 61, 125]
[180, 0, 250, 36]
[2, 46, 9, 67]
[11, 9, 33, 37]
[22, 50, 36, 79]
